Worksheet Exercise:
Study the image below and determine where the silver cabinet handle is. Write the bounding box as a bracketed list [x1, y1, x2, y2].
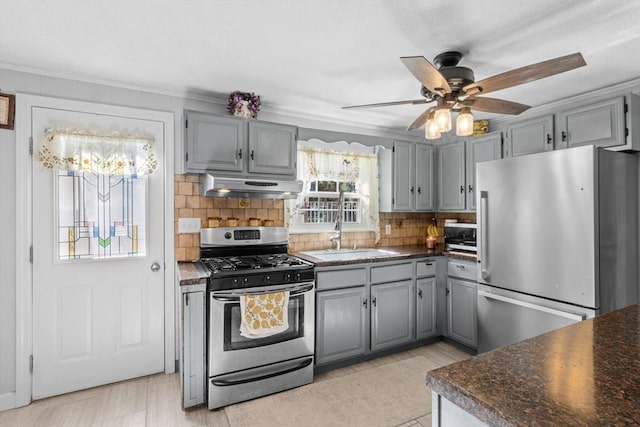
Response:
[151, 262, 161, 272]
[479, 190, 489, 281]
[478, 290, 586, 322]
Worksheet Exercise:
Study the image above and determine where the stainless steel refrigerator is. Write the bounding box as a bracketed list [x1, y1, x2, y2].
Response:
[476, 145, 639, 353]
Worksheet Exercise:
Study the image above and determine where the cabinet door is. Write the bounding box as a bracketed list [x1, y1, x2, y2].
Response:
[466, 133, 502, 210]
[438, 141, 466, 211]
[556, 97, 625, 149]
[371, 280, 415, 352]
[416, 277, 437, 340]
[315, 287, 367, 365]
[447, 278, 477, 348]
[185, 112, 245, 173]
[393, 141, 415, 211]
[415, 144, 435, 210]
[505, 114, 554, 157]
[181, 291, 206, 408]
[248, 121, 297, 176]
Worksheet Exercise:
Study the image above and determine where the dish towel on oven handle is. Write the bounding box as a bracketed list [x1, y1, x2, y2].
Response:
[239, 291, 290, 339]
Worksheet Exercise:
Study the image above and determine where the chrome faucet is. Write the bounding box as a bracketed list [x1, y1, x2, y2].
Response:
[330, 189, 345, 250]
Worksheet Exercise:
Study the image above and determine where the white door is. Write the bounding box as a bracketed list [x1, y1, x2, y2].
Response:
[31, 106, 166, 399]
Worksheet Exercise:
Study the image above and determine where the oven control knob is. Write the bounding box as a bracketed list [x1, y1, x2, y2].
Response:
[242, 277, 249, 284]
[263, 275, 271, 284]
[285, 273, 292, 282]
[294, 273, 302, 281]
[224, 232, 232, 240]
[231, 278, 239, 286]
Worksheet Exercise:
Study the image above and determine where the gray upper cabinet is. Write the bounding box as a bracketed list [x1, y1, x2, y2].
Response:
[466, 133, 502, 210]
[185, 110, 297, 177]
[556, 96, 626, 150]
[504, 114, 554, 158]
[185, 112, 245, 173]
[247, 121, 297, 175]
[370, 279, 415, 352]
[379, 141, 434, 212]
[392, 141, 414, 211]
[415, 143, 435, 210]
[438, 141, 466, 211]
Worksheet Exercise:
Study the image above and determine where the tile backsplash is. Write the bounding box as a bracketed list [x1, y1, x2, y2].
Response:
[174, 174, 476, 260]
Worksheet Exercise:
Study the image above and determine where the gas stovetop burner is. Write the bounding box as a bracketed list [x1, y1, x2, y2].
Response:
[201, 254, 311, 275]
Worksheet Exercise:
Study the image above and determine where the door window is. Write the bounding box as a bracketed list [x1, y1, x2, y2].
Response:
[56, 171, 147, 260]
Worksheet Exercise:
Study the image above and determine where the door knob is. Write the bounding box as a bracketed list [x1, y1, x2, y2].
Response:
[151, 262, 161, 272]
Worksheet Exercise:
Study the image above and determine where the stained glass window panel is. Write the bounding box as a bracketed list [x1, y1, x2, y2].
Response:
[56, 171, 147, 260]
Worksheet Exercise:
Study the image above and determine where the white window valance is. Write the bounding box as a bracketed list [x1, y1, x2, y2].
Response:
[38, 128, 157, 176]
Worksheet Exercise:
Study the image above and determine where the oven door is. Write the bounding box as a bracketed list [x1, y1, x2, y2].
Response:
[208, 281, 315, 376]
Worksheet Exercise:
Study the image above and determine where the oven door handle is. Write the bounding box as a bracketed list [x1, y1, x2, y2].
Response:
[210, 356, 313, 387]
[211, 281, 314, 301]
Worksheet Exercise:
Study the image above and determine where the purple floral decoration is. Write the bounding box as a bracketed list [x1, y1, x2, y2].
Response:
[227, 91, 261, 119]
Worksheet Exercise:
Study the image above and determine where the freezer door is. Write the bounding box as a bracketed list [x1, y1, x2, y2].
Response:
[477, 146, 598, 307]
[477, 285, 593, 353]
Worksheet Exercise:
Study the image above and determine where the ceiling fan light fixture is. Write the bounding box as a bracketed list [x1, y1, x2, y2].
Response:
[434, 99, 452, 132]
[425, 110, 441, 140]
[456, 107, 474, 136]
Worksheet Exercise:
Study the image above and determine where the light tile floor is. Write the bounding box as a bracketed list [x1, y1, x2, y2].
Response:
[0, 341, 471, 427]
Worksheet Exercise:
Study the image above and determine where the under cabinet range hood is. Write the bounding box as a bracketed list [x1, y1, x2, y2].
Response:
[200, 174, 302, 199]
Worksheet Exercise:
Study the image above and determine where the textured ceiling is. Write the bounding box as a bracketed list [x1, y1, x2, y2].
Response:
[1, 0, 639, 133]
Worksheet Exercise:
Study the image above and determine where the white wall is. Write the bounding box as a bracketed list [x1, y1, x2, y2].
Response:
[0, 67, 419, 401]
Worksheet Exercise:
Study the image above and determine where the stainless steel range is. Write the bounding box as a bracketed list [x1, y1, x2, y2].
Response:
[200, 227, 315, 409]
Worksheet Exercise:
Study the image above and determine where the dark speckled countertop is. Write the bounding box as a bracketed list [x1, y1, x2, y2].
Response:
[177, 245, 477, 285]
[293, 244, 476, 267]
[426, 304, 640, 426]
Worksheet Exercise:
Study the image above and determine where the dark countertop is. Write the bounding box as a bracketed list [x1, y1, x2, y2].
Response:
[293, 244, 477, 267]
[177, 261, 209, 286]
[425, 304, 640, 426]
[176, 245, 477, 285]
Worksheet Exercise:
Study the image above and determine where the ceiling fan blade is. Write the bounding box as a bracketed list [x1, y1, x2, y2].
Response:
[342, 99, 429, 109]
[463, 52, 586, 96]
[400, 56, 451, 94]
[463, 97, 530, 115]
[406, 108, 433, 131]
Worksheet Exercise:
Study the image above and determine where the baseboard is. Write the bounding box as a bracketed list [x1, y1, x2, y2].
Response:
[0, 392, 17, 411]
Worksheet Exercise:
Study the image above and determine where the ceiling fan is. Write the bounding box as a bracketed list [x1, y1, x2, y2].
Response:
[343, 51, 586, 138]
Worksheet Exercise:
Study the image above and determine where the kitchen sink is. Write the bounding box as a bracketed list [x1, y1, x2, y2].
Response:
[300, 248, 400, 261]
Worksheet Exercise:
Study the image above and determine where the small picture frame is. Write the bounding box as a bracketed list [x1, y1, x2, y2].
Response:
[0, 92, 16, 130]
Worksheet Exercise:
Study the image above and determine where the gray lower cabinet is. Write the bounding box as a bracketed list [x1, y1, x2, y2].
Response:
[416, 277, 437, 340]
[179, 285, 206, 408]
[370, 279, 415, 352]
[315, 286, 368, 365]
[446, 260, 478, 348]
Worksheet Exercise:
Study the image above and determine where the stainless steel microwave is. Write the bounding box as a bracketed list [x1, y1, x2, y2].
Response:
[444, 223, 477, 252]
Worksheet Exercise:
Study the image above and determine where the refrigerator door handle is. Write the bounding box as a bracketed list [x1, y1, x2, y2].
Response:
[478, 290, 586, 322]
[479, 191, 489, 281]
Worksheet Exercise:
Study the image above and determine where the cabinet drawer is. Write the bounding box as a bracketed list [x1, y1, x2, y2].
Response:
[371, 262, 412, 284]
[448, 261, 477, 281]
[416, 259, 437, 277]
[316, 268, 367, 290]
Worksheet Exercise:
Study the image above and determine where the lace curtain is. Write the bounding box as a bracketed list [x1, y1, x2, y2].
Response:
[286, 145, 380, 242]
[38, 128, 157, 176]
